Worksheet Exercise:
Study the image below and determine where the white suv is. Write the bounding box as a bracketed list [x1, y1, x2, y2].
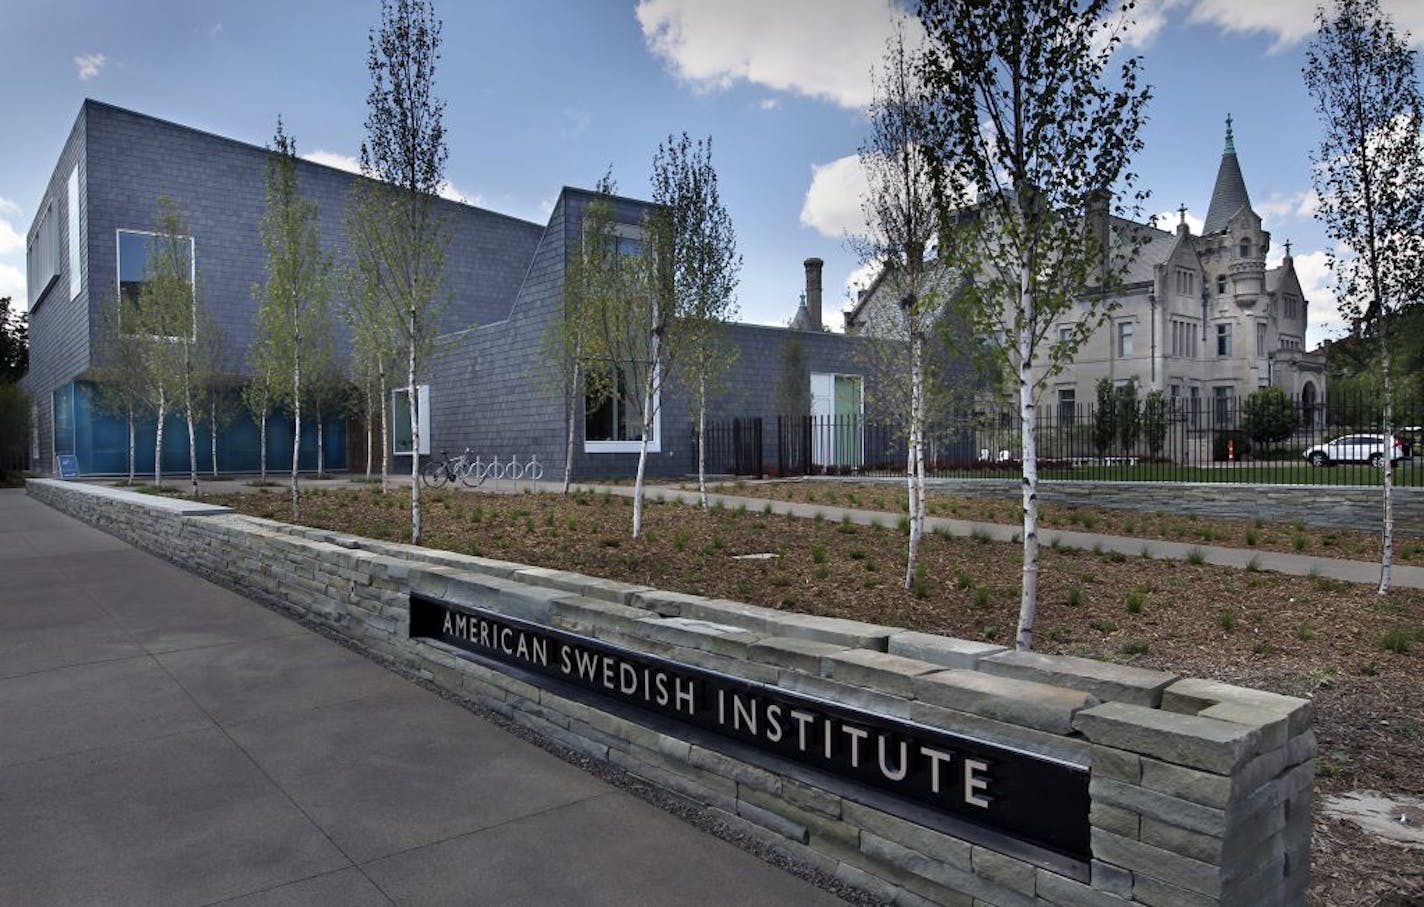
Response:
[1304, 434, 1407, 468]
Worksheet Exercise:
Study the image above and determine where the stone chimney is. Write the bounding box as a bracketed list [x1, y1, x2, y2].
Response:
[803, 257, 823, 331]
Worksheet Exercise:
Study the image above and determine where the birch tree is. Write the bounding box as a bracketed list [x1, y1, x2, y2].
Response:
[349, 0, 449, 544]
[546, 173, 619, 493]
[856, 25, 938, 590]
[91, 285, 150, 484]
[255, 118, 334, 519]
[917, 0, 1150, 649]
[1305, 0, 1424, 595]
[663, 135, 740, 509]
[242, 343, 277, 482]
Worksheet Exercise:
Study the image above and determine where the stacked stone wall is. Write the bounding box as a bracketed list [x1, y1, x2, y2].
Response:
[29, 479, 1314, 907]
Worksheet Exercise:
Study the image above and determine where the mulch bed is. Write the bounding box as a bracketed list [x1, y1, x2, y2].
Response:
[209, 484, 1424, 906]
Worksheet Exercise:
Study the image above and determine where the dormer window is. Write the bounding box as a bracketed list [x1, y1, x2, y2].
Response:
[1238, 238, 1251, 258]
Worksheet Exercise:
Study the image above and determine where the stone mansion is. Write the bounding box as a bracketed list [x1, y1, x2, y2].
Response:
[844, 119, 1327, 430]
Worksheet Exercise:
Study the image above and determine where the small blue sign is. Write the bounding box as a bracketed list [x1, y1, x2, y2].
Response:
[57, 455, 79, 480]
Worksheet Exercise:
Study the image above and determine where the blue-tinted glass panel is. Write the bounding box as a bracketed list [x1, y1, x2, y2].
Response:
[118, 230, 193, 310]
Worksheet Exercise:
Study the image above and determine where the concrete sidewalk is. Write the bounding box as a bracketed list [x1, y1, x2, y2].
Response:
[0, 489, 844, 906]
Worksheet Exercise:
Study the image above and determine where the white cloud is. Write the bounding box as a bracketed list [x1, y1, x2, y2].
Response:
[843, 260, 880, 301]
[800, 154, 869, 239]
[1267, 247, 1345, 347]
[302, 149, 481, 206]
[635, 0, 912, 108]
[73, 53, 107, 81]
[758, 98, 779, 111]
[302, 149, 363, 174]
[1152, 208, 1204, 235]
[0, 218, 23, 256]
[1188, 0, 1424, 51]
[0, 261, 25, 306]
[0, 198, 19, 218]
[1257, 189, 1319, 222]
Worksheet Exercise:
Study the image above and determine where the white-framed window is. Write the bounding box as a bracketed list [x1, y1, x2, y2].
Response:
[1056, 386, 1076, 426]
[1057, 325, 1073, 345]
[1117, 321, 1134, 357]
[67, 167, 81, 300]
[117, 228, 195, 337]
[1214, 385, 1234, 426]
[27, 200, 60, 308]
[585, 365, 660, 453]
[392, 384, 431, 456]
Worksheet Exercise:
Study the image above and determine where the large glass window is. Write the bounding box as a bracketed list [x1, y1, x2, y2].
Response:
[392, 384, 431, 456]
[585, 365, 659, 453]
[1214, 385, 1234, 426]
[67, 167, 81, 300]
[27, 201, 59, 308]
[118, 229, 194, 311]
[1117, 321, 1134, 357]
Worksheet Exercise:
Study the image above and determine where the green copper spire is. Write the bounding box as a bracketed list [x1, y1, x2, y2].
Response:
[1225, 114, 1235, 154]
[1204, 114, 1251, 233]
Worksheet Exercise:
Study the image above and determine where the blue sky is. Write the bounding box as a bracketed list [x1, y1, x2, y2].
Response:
[2, 0, 1422, 347]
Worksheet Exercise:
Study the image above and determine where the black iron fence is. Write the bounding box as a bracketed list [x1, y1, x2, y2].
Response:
[692, 417, 763, 478]
[769, 391, 1424, 486]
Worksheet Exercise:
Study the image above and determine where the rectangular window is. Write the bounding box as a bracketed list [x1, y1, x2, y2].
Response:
[27, 200, 60, 308]
[117, 228, 195, 335]
[1256, 322, 1267, 356]
[1189, 386, 1201, 429]
[1214, 385, 1234, 427]
[67, 167, 81, 300]
[1118, 321, 1134, 357]
[1057, 387, 1076, 426]
[585, 365, 660, 453]
[392, 384, 431, 456]
[1175, 268, 1195, 296]
[1216, 323, 1232, 357]
[1058, 326, 1073, 345]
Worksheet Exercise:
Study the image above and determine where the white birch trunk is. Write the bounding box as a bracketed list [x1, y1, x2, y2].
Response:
[408, 312, 421, 545]
[1379, 336, 1395, 594]
[379, 370, 390, 494]
[1015, 274, 1040, 651]
[697, 374, 708, 509]
[259, 408, 268, 481]
[317, 415, 324, 478]
[154, 390, 166, 489]
[291, 347, 301, 520]
[632, 330, 659, 539]
[563, 360, 580, 494]
[364, 384, 374, 482]
[210, 414, 218, 476]
[127, 405, 136, 485]
[905, 322, 924, 590]
[186, 407, 198, 499]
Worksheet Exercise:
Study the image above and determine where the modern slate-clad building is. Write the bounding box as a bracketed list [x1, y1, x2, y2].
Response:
[23, 100, 874, 479]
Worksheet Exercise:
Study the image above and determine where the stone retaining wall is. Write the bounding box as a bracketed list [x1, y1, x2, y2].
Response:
[915, 479, 1424, 537]
[30, 479, 1315, 907]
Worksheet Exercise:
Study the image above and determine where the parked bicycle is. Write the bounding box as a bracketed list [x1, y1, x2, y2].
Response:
[420, 448, 473, 488]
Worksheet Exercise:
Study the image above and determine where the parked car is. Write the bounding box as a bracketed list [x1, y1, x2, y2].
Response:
[1304, 434, 1409, 467]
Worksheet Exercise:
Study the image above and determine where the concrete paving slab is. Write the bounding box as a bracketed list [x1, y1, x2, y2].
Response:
[0, 727, 349, 906]
[215, 868, 392, 907]
[85, 583, 308, 653]
[226, 688, 612, 864]
[364, 791, 846, 907]
[0, 654, 212, 766]
[157, 632, 413, 727]
[0, 594, 143, 679]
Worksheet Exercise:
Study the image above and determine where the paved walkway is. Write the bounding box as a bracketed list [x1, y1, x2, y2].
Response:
[122, 474, 1424, 590]
[0, 489, 842, 906]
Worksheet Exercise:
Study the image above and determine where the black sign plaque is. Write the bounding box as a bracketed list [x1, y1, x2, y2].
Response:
[410, 593, 1090, 860]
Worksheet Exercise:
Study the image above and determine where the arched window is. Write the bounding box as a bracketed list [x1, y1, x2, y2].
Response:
[1301, 382, 1317, 430]
[1239, 238, 1251, 258]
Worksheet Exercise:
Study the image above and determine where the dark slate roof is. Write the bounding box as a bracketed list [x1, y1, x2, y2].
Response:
[1203, 119, 1253, 234]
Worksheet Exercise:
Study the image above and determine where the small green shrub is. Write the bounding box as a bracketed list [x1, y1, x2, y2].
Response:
[982, 626, 1001, 641]
[673, 530, 690, 552]
[898, 515, 911, 535]
[1219, 608, 1238, 632]
[848, 545, 866, 561]
[1292, 534, 1307, 552]
[972, 587, 992, 610]
[1296, 623, 1317, 642]
[1125, 591, 1146, 614]
[814, 565, 831, 581]
[954, 569, 974, 591]
[1045, 626, 1071, 643]
[1244, 529, 1258, 547]
[1119, 638, 1150, 656]
[1089, 618, 1117, 634]
[1379, 626, 1416, 654]
[1187, 548, 1205, 565]
[1067, 587, 1084, 607]
[1246, 556, 1261, 573]
[811, 543, 828, 565]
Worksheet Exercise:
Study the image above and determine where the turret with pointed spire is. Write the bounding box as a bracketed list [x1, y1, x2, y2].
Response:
[1203, 114, 1253, 234]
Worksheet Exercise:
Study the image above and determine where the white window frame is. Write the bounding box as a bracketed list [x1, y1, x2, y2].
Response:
[1117, 321, 1134, 357]
[392, 384, 431, 456]
[585, 367, 661, 454]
